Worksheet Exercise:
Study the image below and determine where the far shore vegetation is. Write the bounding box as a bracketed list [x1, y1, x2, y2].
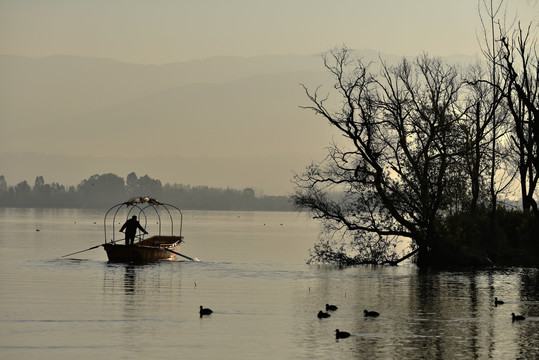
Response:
[0, 172, 293, 211]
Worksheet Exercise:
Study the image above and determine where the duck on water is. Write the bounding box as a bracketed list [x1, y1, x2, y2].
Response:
[317, 311, 331, 319]
[326, 304, 338, 311]
[335, 329, 350, 339]
[200, 306, 213, 317]
[364, 310, 380, 317]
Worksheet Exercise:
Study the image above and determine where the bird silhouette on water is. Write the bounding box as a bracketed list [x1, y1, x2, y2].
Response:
[511, 313, 525, 321]
[317, 311, 331, 318]
[494, 297, 504, 306]
[335, 329, 350, 339]
[364, 309, 379, 317]
[200, 306, 213, 317]
[326, 304, 338, 311]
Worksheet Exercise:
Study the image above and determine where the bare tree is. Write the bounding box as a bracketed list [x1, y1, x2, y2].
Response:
[500, 26, 539, 216]
[463, 62, 513, 215]
[476, 0, 512, 217]
[477, 0, 539, 216]
[294, 49, 466, 266]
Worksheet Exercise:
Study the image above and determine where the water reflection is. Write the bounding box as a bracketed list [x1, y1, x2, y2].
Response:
[124, 265, 136, 294]
[294, 266, 538, 359]
[2, 208, 536, 359]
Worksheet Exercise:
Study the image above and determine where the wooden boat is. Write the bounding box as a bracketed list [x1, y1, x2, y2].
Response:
[103, 235, 182, 263]
[102, 196, 185, 263]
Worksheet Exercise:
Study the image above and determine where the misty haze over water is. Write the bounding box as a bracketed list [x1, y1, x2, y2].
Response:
[0, 52, 477, 195]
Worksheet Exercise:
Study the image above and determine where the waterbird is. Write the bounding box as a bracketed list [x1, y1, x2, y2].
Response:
[200, 306, 213, 317]
[317, 311, 331, 319]
[335, 329, 350, 339]
[364, 309, 379, 317]
[326, 304, 338, 311]
[511, 313, 525, 321]
[494, 297, 504, 306]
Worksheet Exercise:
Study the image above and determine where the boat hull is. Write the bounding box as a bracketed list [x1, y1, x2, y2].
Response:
[103, 235, 182, 263]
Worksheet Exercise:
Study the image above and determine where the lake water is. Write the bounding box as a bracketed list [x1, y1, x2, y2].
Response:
[0, 208, 537, 359]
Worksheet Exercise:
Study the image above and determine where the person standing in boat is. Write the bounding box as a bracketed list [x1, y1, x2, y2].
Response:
[120, 215, 148, 245]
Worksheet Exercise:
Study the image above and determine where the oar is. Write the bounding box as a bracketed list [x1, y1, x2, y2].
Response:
[61, 238, 124, 258]
[164, 248, 199, 261]
[61, 244, 103, 258]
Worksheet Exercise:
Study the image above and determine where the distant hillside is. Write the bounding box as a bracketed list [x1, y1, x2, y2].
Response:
[0, 51, 478, 195]
[0, 53, 326, 123]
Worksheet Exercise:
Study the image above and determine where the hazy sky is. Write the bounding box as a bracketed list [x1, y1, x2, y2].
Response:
[1, 0, 537, 195]
[2, 0, 537, 64]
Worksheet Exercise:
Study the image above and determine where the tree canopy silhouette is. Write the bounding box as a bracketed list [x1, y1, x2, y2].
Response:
[0, 173, 292, 211]
[294, 41, 538, 267]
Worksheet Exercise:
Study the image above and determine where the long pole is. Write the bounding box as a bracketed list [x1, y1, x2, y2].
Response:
[163, 248, 198, 261]
[61, 238, 125, 258]
[61, 244, 103, 258]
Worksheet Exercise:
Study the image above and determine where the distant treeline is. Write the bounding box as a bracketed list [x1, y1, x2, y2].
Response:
[0, 172, 294, 211]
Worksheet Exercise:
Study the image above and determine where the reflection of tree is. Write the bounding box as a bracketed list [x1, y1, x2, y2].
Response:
[401, 272, 482, 358]
[519, 268, 539, 301]
[516, 269, 539, 358]
[291, 267, 536, 357]
[404, 270, 539, 359]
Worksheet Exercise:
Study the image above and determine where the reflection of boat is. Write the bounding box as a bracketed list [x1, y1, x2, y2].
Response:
[102, 197, 184, 263]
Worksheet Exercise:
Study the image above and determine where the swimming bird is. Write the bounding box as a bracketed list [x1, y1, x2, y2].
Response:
[364, 309, 379, 317]
[199, 305, 213, 317]
[511, 313, 525, 321]
[335, 329, 350, 339]
[317, 311, 331, 318]
[326, 304, 338, 311]
[494, 297, 504, 306]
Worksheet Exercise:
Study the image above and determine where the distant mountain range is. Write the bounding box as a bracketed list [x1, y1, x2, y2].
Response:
[0, 51, 478, 195]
